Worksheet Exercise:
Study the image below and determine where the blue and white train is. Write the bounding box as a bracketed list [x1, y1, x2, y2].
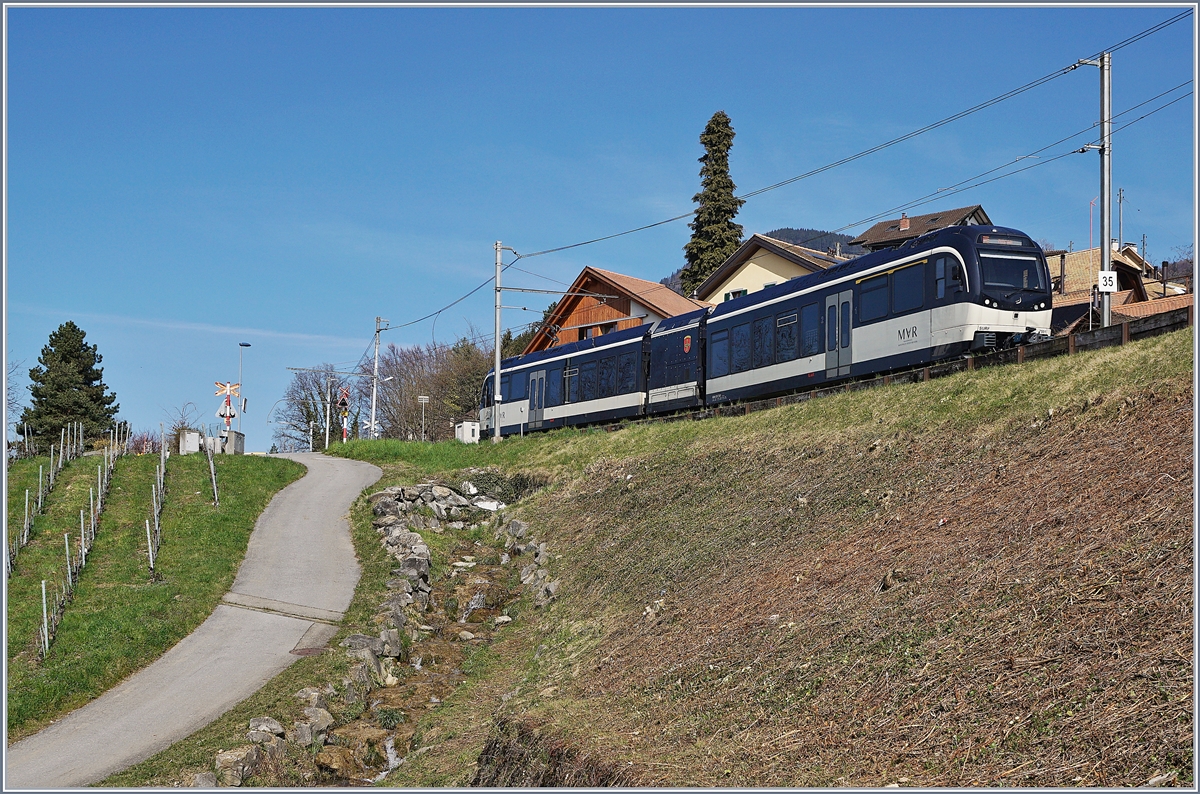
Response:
[479, 225, 1053, 436]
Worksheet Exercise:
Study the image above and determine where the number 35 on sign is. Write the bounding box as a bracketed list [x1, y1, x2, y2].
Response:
[1098, 271, 1118, 293]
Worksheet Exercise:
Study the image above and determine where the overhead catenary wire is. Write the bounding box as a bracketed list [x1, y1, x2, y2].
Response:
[797, 83, 1195, 249]
[380, 11, 1191, 332]
[515, 9, 1193, 261]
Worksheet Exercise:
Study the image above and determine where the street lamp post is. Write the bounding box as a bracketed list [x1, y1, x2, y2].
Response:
[238, 342, 251, 434]
[418, 396, 429, 442]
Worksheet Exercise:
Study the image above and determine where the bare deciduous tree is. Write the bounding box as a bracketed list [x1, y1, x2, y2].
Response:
[272, 365, 362, 452]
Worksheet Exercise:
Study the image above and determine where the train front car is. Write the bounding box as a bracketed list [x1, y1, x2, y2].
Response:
[940, 226, 1053, 353]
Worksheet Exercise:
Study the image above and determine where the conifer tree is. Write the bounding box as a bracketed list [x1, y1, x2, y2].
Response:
[20, 321, 119, 444]
[681, 111, 745, 296]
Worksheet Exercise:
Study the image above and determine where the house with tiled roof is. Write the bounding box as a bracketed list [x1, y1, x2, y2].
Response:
[693, 233, 850, 303]
[1043, 244, 1150, 300]
[849, 205, 992, 252]
[522, 267, 710, 354]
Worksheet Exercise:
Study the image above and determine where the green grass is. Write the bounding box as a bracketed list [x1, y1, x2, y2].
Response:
[5, 453, 304, 742]
[327, 328, 1194, 480]
[6, 454, 105, 664]
[5, 454, 52, 545]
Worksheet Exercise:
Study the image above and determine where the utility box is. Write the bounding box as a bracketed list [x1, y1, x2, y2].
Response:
[455, 422, 480, 444]
[222, 431, 245, 455]
[179, 431, 201, 455]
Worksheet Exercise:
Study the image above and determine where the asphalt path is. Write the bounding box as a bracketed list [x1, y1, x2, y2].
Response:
[4, 452, 381, 790]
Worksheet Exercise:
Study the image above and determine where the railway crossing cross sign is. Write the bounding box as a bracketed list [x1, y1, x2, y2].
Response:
[215, 382, 241, 429]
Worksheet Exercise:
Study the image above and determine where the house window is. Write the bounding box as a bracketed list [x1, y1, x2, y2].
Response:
[763, 282, 777, 289]
[724, 289, 749, 302]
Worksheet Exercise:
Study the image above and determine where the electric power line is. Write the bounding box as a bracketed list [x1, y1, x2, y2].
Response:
[383, 10, 1192, 329]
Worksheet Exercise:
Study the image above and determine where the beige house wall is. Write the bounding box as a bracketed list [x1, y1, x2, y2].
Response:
[702, 250, 817, 302]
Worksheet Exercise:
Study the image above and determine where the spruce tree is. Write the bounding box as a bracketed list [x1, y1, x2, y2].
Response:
[20, 321, 119, 444]
[681, 111, 745, 296]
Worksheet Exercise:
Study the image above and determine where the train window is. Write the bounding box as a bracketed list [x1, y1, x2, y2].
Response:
[565, 367, 579, 404]
[776, 313, 798, 362]
[617, 352, 637, 393]
[579, 361, 598, 402]
[840, 301, 850, 346]
[500, 374, 511, 401]
[935, 257, 946, 299]
[752, 316, 774, 369]
[731, 323, 751, 373]
[892, 263, 925, 313]
[598, 356, 616, 399]
[509, 371, 527, 401]
[859, 274, 888, 321]
[710, 329, 729, 378]
[827, 304, 837, 350]
[801, 303, 820, 356]
[546, 368, 563, 406]
[980, 252, 1045, 292]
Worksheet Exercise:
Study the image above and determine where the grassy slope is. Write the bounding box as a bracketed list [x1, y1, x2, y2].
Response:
[5, 453, 304, 742]
[4, 455, 51, 544]
[97, 328, 1194, 787]
[348, 328, 1195, 788]
[6, 455, 104, 664]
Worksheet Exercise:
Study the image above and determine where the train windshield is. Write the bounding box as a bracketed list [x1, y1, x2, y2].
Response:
[979, 251, 1046, 293]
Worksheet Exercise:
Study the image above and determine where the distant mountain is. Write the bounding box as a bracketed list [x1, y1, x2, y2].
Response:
[659, 267, 684, 296]
[764, 228, 866, 257]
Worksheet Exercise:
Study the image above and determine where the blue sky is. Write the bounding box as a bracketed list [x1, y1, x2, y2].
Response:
[4, 5, 1195, 451]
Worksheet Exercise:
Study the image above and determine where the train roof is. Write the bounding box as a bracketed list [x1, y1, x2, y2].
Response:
[497, 321, 649, 372]
[707, 224, 1037, 321]
[651, 307, 709, 333]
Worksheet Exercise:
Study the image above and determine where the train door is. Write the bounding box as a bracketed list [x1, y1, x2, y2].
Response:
[825, 289, 853, 378]
[528, 370, 546, 429]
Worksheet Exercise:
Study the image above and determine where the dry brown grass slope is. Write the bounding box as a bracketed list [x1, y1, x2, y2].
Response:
[390, 329, 1193, 788]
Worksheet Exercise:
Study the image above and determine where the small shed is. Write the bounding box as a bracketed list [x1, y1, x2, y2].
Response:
[455, 421, 481, 444]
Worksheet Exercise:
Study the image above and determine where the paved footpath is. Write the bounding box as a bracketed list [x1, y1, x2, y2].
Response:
[5, 453, 381, 790]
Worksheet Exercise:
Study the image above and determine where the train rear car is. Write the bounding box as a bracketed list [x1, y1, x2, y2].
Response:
[479, 324, 650, 437]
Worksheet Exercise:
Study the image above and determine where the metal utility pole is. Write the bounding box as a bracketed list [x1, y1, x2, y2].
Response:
[1100, 52, 1112, 327]
[493, 241, 503, 443]
[418, 396, 429, 441]
[1077, 52, 1113, 327]
[369, 317, 389, 439]
[325, 377, 332, 450]
[237, 342, 251, 433]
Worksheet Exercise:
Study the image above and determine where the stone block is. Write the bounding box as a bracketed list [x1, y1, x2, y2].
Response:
[249, 716, 285, 736]
[214, 744, 261, 787]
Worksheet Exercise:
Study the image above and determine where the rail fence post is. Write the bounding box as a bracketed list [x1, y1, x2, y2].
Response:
[146, 520, 155, 571]
[42, 581, 49, 656]
[80, 511, 87, 566]
[64, 534, 72, 589]
[39, 465, 44, 511]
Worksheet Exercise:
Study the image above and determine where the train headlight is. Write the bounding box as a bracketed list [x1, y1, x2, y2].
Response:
[983, 298, 991, 306]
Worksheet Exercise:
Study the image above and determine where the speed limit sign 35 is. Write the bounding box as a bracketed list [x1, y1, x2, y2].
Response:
[1098, 271, 1118, 293]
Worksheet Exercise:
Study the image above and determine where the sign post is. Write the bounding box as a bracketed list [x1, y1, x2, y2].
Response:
[337, 387, 350, 444]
